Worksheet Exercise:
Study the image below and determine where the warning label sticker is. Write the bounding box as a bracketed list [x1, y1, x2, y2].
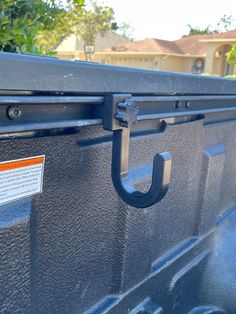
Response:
[0, 156, 45, 205]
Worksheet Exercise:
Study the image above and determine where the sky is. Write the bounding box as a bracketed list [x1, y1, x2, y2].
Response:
[104, 0, 236, 40]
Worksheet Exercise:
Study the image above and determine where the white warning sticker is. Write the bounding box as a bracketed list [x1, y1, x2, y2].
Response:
[0, 156, 45, 205]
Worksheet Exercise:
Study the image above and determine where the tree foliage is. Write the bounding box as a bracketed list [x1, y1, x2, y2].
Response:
[184, 14, 236, 37]
[116, 22, 134, 40]
[184, 24, 213, 37]
[217, 14, 236, 32]
[72, 0, 115, 46]
[0, 0, 62, 54]
[0, 0, 85, 54]
[0, 0, 113, 55]
[37, 0, 85, 54]
[227, 44, 236, 65]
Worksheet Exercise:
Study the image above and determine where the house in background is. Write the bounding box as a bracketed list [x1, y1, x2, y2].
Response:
[56, 30, 130, 61]
[56, 29, 236, 77]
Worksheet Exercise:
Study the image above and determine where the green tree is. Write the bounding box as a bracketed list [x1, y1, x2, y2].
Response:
[0, 0, 130, 56]
[183, 24, 214, 37]
[37, 0, 84, 54]
[72, 0, 115, 47]
[116, 22, 134, 40]
[0, 0, 84, 55]
[227, 44, 236, 65]
[217, 14, 236, 32]
[184, 14, 236, 38]
[219, 14, 236, 65]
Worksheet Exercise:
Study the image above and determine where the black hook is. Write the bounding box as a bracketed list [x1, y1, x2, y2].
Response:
[112, 128, 172, 208]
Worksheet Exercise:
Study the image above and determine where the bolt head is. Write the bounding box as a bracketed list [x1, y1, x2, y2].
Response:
[8, 106, 22, 120]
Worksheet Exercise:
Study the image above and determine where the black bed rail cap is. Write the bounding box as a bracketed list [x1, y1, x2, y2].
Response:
[0, 52, 236, 95]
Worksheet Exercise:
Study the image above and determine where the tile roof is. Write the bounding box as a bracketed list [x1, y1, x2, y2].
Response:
[106, 29, 236, 56]
[206, 29, 236, 39]
[174, 34, 208, 55]
[108, 38, 184, 54]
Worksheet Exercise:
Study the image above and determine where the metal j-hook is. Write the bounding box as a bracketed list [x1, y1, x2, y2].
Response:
[103, 94, 172, 208]
[112, 128, 172, 208]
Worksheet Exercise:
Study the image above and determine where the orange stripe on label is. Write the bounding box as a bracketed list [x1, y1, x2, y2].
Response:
[0, 157, 44, 172]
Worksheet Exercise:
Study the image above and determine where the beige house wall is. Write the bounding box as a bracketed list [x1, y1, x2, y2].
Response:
[110, 56, 157, 70]
[55, 51, 193, 73]
[95, 54, 160, 70]
[204, 41, 235, 76]
[93, 53, 193, 73]
[211, 56, 222, 76]
[158, 55, 192, 73]
[57, 39, 236, 77]
[56, 31, 130, 54]
[204, 43, 220, 74]
[56, 51, 83, 61]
